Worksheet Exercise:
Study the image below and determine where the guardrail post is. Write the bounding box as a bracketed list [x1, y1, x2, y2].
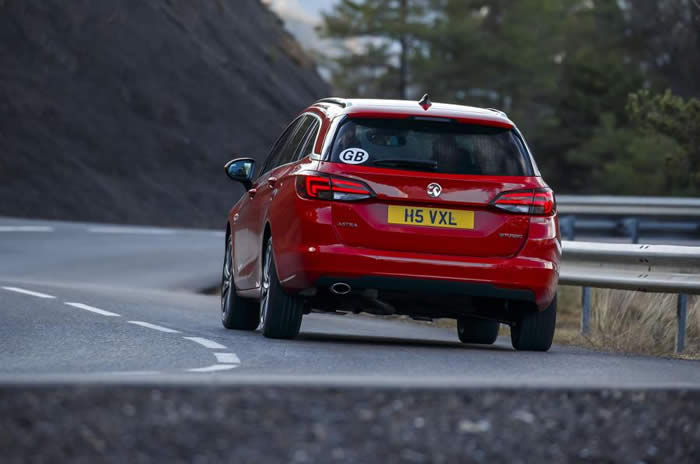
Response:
[622, 218, 640, 244]
[676, 294, 688, 354]
[581, 287, 591, 335]
[560, 216, 576, 241]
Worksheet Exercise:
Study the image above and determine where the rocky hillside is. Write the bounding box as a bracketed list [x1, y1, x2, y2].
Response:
[0, 0, 328, 227]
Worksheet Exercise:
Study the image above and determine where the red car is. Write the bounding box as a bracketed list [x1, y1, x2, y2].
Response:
[221, 97, 560, 351]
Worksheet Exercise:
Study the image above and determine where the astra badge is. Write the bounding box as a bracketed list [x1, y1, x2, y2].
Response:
[427, 182, 442, 198]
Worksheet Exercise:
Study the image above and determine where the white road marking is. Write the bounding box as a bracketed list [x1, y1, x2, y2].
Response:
[64, 302, 120, 317]
[214, 352, 241, 364]
[87, 226, 175, 235]
[0, 226, 53, 232]
[127, 321, 180, 333]
[187, 364, 238, 373]
[183, 337, 227, 349]
[1, 286, 56, 299]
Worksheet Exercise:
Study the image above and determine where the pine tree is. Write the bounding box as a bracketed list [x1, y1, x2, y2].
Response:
[318, 0, 428, 98]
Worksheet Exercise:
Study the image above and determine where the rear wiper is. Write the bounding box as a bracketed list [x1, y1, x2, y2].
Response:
[373, 159, 438, 171]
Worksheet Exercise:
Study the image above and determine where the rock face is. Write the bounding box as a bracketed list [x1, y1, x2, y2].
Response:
[0, 0, 328, 227]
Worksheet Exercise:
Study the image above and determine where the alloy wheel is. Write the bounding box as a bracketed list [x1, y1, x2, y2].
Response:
[260, 239, 272, 328]
[221, 236, 232, 318]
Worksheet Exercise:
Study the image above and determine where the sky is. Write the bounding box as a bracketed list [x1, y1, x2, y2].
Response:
[262, 0, 339, 50]
[264, 0, 336, 22]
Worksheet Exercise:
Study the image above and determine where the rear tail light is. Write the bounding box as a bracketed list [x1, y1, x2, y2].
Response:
[532, 190, 556, 215]
[492, 188, 555, 215]
[296, 173, 374, 201]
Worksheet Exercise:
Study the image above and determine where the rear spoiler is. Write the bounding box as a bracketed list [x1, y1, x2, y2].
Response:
[345, 111, 514, 129]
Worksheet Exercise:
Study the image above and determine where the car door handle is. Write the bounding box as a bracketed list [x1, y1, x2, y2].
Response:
[248, 188, 257, 198]
[268, 177, 278, 188]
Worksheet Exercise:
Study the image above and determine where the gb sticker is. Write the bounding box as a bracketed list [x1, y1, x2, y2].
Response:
[339, 148, 369, 164]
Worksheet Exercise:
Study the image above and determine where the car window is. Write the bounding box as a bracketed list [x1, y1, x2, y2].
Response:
[295, 118, 320, 161]
[260, 117, 302, 176]
[329, 118, 533, 176]
[277, 116, 315, 167]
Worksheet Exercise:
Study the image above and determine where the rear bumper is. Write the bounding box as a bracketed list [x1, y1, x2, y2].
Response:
[276, 240, 560, 310]
[316, 275, 535, 302]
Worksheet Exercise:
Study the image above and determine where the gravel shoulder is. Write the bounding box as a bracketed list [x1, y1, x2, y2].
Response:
[2, 385, 698, 463]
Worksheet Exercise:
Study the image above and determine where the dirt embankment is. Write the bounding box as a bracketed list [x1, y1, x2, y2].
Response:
[0, 0, 328, 227]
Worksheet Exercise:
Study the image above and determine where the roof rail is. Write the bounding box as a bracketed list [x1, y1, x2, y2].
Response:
[486, 108, 507, 117]
[315, 97, 347, 108]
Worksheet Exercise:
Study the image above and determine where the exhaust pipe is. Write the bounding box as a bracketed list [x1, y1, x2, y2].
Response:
[329, 282, 352, 295]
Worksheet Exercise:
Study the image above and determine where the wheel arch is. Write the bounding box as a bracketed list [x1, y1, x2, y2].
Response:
[225, 221, 232, 264]
[261, 221, 274, 279]
[262, 222, 272, 259]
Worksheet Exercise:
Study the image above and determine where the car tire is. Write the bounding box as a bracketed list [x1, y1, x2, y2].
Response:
[221, 233, 260, 330]
[457, 317, 499, 344]
[510, 295, 557, 352]
[260, 237, 303, 339]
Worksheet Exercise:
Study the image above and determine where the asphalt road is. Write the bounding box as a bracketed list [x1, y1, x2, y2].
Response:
[2, 216, 700, 463]
[1, 215, 699, 387]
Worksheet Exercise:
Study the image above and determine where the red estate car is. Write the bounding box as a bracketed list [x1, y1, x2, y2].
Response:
[221, 96, 561, 351]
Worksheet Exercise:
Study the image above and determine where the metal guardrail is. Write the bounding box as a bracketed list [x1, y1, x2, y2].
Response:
[557, 195, 700, 243]
[560, 241, 700, 353]
[557, 195, 700, 217]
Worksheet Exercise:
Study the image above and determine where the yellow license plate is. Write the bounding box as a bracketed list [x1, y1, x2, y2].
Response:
[387, 205, 474, 229]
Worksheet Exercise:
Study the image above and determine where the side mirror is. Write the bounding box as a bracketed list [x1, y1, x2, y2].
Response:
[224, 158, 255, 190]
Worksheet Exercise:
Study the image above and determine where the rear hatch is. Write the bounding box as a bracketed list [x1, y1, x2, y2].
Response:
[319, 117, 542, 258]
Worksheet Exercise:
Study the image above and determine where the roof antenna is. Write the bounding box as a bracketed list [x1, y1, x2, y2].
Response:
[418, 93, 432, 110]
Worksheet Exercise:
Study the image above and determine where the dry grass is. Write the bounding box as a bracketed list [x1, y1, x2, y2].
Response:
[424, 287, 700, 360]
[556, 286, 700, 359]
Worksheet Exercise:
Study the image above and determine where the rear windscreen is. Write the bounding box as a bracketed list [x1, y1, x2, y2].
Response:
[329, 118, 533, 176]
